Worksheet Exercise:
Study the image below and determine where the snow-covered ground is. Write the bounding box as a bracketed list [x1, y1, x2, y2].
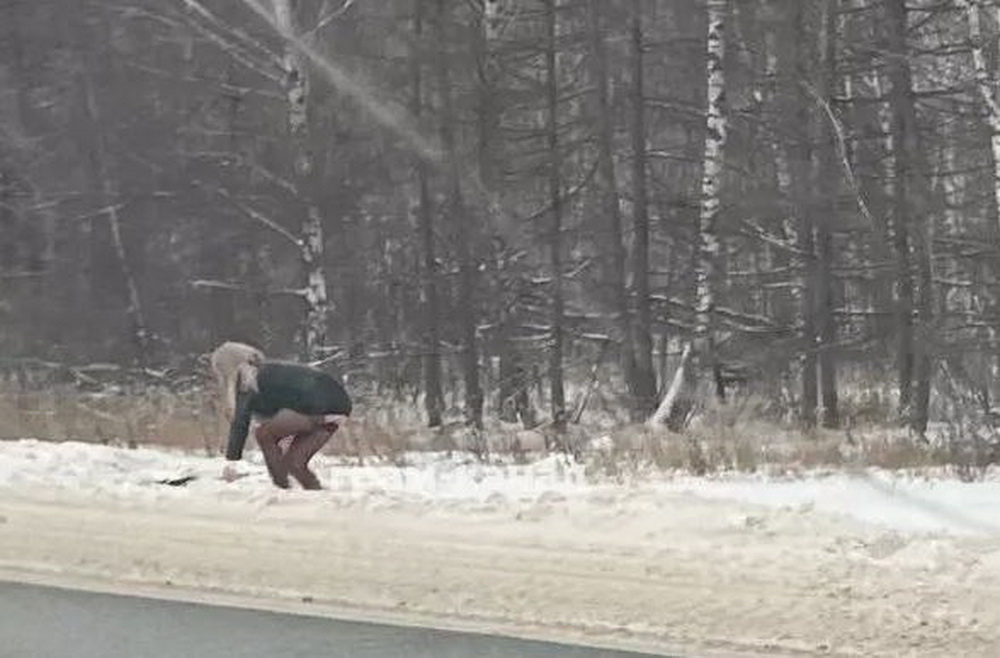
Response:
[3, 438, 1000, 656]
[4, 438, 1000, 537]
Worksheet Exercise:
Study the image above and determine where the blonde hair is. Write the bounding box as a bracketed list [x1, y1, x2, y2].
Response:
[210, 341, 264, 421]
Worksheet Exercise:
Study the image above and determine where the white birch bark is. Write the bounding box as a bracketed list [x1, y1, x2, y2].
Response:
[483, 0, 505, 41]
[957, 0, 1000, 403]
[958, 0, 1000, 229]
[650, 0, 727, 429]
[648, 343, 691, 427]
[697, 0, 727, 345]
[272, 0, 328, 361]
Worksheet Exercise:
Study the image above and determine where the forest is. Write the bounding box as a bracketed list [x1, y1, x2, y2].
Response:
[3, 0, 1000, 453]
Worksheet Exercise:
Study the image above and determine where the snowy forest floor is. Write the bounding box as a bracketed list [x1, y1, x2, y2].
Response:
[2, 439, 1000, 656]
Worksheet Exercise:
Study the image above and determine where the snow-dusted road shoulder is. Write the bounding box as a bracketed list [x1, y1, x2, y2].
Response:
[2, 439, 1000, 656]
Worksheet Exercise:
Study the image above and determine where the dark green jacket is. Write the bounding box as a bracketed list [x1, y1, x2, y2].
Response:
[226, 361, 352, 460]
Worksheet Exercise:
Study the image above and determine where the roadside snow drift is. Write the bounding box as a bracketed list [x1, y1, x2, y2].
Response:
[2, 438, 1000, 657]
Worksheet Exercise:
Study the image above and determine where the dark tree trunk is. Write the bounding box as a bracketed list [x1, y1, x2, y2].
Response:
[587, 0, 641, 420]
[545, 0, 567, 432]
[434, 0, 483, 429]
[413, 0, 443, 427]
[816, 0, 839, 429]
[782, 0, 817, 428]
[885, 0, 929, 430]
[80, 62, 151, 367]
[629, 2, 658, 418]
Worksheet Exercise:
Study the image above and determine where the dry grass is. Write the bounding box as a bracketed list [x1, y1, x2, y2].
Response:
[0, 384, 550, 464]
[582, 423, 958, 482]
[0, 379, 989, 479]
[0, 384, 221, 453]
[581, 393, 968, 481]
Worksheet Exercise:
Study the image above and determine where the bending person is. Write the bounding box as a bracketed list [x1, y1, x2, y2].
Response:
[226, 360, 352, 490]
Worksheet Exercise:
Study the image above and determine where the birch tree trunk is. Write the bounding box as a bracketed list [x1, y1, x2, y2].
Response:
[272, 0, 328, 362]
[959, 0, 1000, 405]
[961, 0, 1000, 228]
[650, 0, 727, 430]
[412, 0, 443, 427]
[545, 0, 567, 432]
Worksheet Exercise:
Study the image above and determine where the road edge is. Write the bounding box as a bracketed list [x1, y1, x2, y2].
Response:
[0, 566, 725, 657]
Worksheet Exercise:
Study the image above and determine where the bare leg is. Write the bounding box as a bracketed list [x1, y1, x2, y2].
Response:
[283, 428, 333, 490]
[255, 410, 324, 489]
[254, 426, 289, 489]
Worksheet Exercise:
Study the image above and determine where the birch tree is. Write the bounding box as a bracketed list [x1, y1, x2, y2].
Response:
[959, 0, 1000, 227]
[958, 0, 1000, 403]
[651, 0, 728, 430]
[272, 0, 328, 362]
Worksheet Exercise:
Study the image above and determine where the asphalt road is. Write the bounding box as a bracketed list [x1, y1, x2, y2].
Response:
[0, 581, 672, 658]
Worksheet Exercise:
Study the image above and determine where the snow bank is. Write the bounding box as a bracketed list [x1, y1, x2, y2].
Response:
[654, 471, 1000, 537]
[0, 439, 593, 510]
[3, 438, 1000, 538]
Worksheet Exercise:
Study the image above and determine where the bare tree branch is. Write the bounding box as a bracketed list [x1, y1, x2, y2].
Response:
[236, 0, 443, 163]
[191, 179, 301, 247]
[166, 0, 284, 84]
[802, 80, 877, 228]
[309, 0, 357, 35]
